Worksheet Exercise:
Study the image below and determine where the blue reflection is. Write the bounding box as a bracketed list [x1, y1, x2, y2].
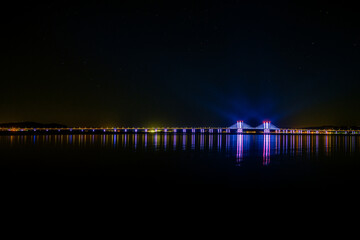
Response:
[226, 135, 230, 152]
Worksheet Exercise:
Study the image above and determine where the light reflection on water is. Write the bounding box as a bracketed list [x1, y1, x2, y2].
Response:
[1, 134, 360, 166]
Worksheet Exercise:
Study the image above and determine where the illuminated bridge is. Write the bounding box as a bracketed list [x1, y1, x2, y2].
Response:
[1, 121, 359, 135]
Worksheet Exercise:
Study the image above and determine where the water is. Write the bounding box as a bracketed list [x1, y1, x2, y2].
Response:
[1, 133, 360, 191]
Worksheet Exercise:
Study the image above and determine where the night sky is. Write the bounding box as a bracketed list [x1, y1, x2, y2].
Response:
[2, 1, 359, 128]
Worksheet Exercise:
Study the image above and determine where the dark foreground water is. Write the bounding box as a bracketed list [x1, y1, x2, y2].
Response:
[1, 133, 360, 193]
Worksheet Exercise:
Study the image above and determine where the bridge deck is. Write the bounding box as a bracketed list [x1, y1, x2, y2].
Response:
[0, 127, 359, 135]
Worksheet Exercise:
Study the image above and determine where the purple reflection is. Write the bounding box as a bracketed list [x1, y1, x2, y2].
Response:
[183, 135, 186, 150]
[191, 134, 196, 150]
[173, 134, 176, 150]
[154, 134, 158, 149]
[144, 134, 147, 149]
[218, 135, 222, 151]
[236, 134, 243, 166]
[200, 134, 204, 150]
[209, 134, 213, 150]
[263, 134, 270, 166]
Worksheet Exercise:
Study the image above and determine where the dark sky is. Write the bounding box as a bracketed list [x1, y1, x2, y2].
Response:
[2, 1, 359, 127]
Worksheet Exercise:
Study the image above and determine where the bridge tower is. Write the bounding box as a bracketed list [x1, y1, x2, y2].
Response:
[264, 121, 270, 133]
[237, 121, 244, 133]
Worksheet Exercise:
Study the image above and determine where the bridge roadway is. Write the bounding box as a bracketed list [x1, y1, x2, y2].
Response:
[1, 127, 359, 135]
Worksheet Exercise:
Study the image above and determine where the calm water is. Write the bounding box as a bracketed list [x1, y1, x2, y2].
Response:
[1, 133, 360, 191]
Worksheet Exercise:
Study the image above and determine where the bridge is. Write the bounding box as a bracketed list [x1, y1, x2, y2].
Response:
[0, 120, 359, 135]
